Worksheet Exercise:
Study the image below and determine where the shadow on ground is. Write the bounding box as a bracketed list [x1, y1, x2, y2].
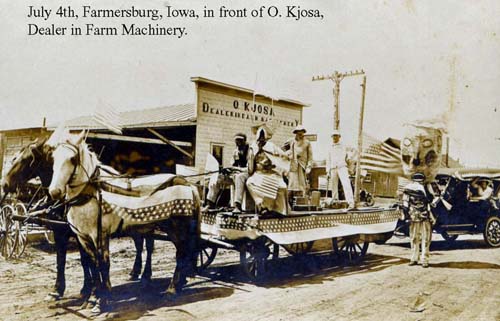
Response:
[197, 251, 409, 289]
[49, 278, 234, 321]
[385, 238, 490, 251]
[44, 238, 498, 320]
[45, 250, 408, 320]
[429, 261, 500, 269]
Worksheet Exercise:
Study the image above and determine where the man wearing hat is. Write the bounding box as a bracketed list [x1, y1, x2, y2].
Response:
[246, 124, 289, 215]
[470, 177, 493, 201]
[231, 133, 250, 213]
[402, 172, 433, 268]
[205, 132, 250, 210]
[288, 125, 313, 203]
[326, 130, 354, 208]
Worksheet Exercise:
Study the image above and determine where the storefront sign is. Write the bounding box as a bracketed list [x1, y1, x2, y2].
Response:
[201, 100, 300, 128]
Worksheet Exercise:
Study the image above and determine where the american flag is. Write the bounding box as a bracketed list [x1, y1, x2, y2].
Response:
[360, 135, 402, 174]
[251, 174, 280, 199]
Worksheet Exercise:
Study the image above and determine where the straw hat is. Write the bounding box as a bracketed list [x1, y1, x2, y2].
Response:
[234, 133, 247, 140]
[293, 125, 307, 134]
[252, 123, 273, 139]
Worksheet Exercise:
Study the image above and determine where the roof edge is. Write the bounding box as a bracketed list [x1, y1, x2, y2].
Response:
[190, 76, 310, 107]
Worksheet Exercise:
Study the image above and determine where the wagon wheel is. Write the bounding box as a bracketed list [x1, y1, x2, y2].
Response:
[265, 238, 279, 261]
[196, 244, 218, 273]
[483, 216, 500, 248]
[441, 231, 459, 243]
[239, 238, 273, 281]
[282, 241, 314, 256]
[13, 203, 29, 258]
[364, 194, 375, 207]
[0, 205, 17, 259]
[332, 236, 369, 264]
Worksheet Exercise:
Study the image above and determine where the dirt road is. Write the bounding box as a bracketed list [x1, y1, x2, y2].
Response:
[0, 233, 499, 321]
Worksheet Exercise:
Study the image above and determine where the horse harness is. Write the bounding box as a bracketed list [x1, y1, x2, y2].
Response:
[53, 142, 106, 252]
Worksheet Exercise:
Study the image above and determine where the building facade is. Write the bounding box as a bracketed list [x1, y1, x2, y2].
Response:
[192, 77, 306, 170]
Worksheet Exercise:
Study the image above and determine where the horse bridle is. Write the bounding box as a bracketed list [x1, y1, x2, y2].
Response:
[12, 143, 46, 182]
[55, 142, 96, 190]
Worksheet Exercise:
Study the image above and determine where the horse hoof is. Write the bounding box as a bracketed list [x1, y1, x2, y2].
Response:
[91, 304, 102, 315]
[88, 294, 98, 305]
[79, 288, 92, 298]
[80, 300, 89, 310]
[164, 289, 178, 300]
[44, 292, 62, 301]
[128, 274, 140, 281]
[140, 276, 152, 285]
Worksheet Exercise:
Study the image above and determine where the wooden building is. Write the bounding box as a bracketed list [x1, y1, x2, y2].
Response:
[0, 127, 50, 179]
[0, 77, 307, 178]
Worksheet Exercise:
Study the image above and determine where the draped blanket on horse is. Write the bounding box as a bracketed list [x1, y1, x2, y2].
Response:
[100, 173, 195, 224]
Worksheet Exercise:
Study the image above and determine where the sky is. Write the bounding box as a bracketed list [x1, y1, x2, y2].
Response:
[1, 0, 499, 167]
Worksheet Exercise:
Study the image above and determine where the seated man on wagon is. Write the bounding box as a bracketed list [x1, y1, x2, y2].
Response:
[204, 133, 250, 211]
[246, 124, 289, 216]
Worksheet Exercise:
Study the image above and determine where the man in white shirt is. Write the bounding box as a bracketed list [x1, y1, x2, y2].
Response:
[470, 178, 493, 201]
[326, 130, 354, 208]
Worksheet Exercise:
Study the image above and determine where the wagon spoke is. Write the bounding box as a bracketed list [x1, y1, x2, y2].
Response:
[240, 239, 271, 282]
[1, 205, 17, 259]
[333, 236, 369, 265]
[196, 245, 217, 273]
[199, 251, 205, 266]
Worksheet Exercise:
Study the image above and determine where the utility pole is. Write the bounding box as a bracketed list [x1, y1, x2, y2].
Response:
[312, 70, 365, 130]
[353, 76, 367, 207]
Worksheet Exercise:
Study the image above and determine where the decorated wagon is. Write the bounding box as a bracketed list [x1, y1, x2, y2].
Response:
[196, 204, 400, 280]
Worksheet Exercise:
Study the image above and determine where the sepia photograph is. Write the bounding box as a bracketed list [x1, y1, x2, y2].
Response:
[0, 1, 499, 320]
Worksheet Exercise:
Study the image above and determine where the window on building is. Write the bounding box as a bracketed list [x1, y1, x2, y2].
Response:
[211, 143, 224, 167]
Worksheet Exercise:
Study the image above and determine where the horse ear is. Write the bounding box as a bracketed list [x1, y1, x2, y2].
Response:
[42, 142, 52, 156]
[47, 124, 68, 147]
[75, 130, 86, 145]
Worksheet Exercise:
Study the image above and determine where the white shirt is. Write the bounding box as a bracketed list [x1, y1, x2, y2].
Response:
[327, 143, 348, 171]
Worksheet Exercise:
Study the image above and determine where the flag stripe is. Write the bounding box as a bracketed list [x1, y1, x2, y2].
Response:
[361, 165, 402, 174]
[381, 144, 400, 158]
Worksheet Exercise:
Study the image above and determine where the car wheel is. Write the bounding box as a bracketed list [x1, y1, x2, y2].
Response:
[364, 194, 375, 207]
[483, 216, 500, 247]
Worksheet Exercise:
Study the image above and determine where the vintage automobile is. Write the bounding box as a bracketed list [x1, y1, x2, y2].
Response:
[397, 168, 500, 247]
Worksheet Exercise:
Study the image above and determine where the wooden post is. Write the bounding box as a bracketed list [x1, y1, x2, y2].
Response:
[147, 128, 193, 159]
[333, 73, 341, 130]
[354, 76, 367, 207]
[446, 136, 449, 167]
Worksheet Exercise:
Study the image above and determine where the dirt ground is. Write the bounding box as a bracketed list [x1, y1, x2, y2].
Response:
[1, 229, 499, 321]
